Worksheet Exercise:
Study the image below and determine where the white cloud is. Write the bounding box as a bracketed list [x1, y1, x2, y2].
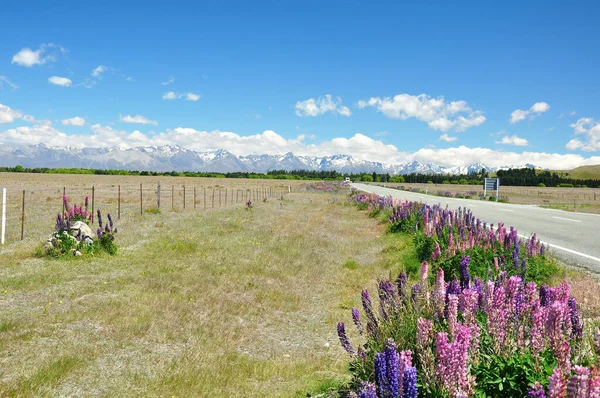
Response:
[0, 76, 19, 90]
[0, 103, 23, 124]
[3, 124, 600, 170]
[161, 76, 175, 86]
[570, 111, 577, 116]
[91, 65, 110, 78]
[439, 134, 458, 142]
[22, 115, 52, 126]
[495, 135, 529, 146]
[184, 93, 200, 101]
[558, 114, 564, 119]
[358, 93, 485, 132]
[48, 76, 72, 87]
[566, 118, 600, 152]
[510, 101, 550, 124]
[119, 114, 158, 125]
[162, 92, 201, 101]
[62, 117, 86, 126]
[295, 95, 352, 117]
[11, 43, 67, 67]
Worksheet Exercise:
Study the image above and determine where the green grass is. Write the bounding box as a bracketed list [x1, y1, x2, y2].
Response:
[0, 190, 403, 397]
[548, 164, 600, 180]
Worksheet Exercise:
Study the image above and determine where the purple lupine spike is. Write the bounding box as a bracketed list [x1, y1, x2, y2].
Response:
[114, 227, 118, 233]
[541, 244, 545, 257]
[396, 271, 407, 299]
[411, 284, 420, 301]
[459, 256, 470, 289]
[361, 290, 379, 335]
[568, 297, 583, 339]
[337, 322, 355, 356]
[540, 284, 550, 307]
[105, 224, 110, 233]
[97, 209, 103, 229]
[97, 227, 102, 239]
[474, 278, 484, 309]
[357, 347, 366, 361]
[374, 352, 388, 397]
[402, 366, 418, 398]
[528, 382, 547, 398]
[352, 308, 364, 335]
[85, 196, 89, 210]
[358, 382, 378, 398]
[384, 339, 400, 397]
[107, 213, 113, 228]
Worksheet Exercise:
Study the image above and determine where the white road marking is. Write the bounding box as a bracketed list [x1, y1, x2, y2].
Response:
[552, 216, 582, 223]
[517, 234, 600, 263]
[498, 209, 514, 212]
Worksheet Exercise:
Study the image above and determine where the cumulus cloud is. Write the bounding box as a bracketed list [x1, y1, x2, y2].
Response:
[0, 76, 19, 90]
[496, 135, 529, 146]
[2, 123, 600, 170]
[22, 115, 52, 126]
[570, 111, 577, 116]
[510, 102, 550, 124]
[358, 93, 485, 132]
[11, 43, 67, 67]
[119, 114, 158, 125]
[48, 76, 72, 87]
[295, 95, 352, 117]
[162, 92, 200, 101]
[439, 134, 458, 142]
[161, 76, 175, 86]
[566, 118, 600, 152]
[91, 65, 110, 78]
[0, 103, 23, 124]
[62, 117, 86, 126]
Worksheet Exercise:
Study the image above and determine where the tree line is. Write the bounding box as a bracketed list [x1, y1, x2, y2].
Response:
[1, 165, 598, 187]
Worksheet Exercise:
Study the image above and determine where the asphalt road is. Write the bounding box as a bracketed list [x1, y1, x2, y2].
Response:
[352, 183, 600, 275]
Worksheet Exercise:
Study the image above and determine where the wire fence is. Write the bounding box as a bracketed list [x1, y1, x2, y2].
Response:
[0, 181, 292, 246]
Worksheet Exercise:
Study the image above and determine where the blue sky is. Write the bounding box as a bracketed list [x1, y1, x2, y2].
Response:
[1, 0, 600, 169]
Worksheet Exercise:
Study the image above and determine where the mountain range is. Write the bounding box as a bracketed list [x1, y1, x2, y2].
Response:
[0, 144, 539, 175]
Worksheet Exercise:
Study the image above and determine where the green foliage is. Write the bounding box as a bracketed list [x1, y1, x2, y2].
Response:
[99, 233, 118, 255]
[473, 348, 556, 397]
[538, 183, 546, 187]
[414, 234, 436, 262]
[390, 175, 405, 183]
[361, 174, 374, 182]
[145, 207, 161, 214]
[343, 259, 359, 270]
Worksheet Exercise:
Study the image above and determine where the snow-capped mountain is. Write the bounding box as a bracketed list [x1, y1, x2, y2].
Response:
[0, 143, 532, 175]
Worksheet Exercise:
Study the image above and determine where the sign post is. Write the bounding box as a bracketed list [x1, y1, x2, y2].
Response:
[484, 178, 500, 201]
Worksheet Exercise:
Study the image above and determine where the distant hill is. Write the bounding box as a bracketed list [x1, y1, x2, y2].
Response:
[546, 165, 600, 180]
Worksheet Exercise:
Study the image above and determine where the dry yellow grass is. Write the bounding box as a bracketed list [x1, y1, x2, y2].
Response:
[0, 176, 410, 397]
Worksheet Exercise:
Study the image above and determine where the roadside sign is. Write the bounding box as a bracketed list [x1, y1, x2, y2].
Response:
[484, 178, 500, 200]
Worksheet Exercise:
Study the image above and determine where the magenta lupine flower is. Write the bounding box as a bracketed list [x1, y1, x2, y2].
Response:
[337, 322, 354, 356]
[435, 325, 474, 396]
[546, 301, 572, 371]
[528, 382, 547, 398]
[402, 367, 418, 398]
[432, 241, 441, 261]
[567, 365, 590, 398]
[433, 268, 446, 318]
[487, 285, 508, 352]
[548, 368, 567, 398]
[568, 297, 583, 340]
[352, 308, 364, 335]
[84, 196, 89, 209]
[460, 289, 479, 326]
[447, 294, 459, 340]
[358, 382, 377, 398]
[589, 367, 600, 397]
[417, 317, 433, 347]
[420, 261, 429, 286]
[530, 300, 547, 359]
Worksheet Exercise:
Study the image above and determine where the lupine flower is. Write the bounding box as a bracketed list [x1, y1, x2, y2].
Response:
[352, 308, 364, 335]
[97, 209, 103, 229]
[567, 365, 590, 398]
[97, 227, 102, 239]
[411, 284, 421, 302]
[433, 268, 446, 317]
[384, 339, 400, 397]
[568, 297, 583, 340]
[374, 352, 387, 397]
[540, 284, 550, 307]
[362, 290, 379, 336]
[432, 241, 441, 261]
[459, 256, 470, 289]
[448, 294, 459, 339]
[357, 347, 366, 361]
[528, 382, 547, 398]
[548, 368, 567, 398]
[337, 322, 354, 356]
[397, 271, 407, 299]
[357, 382, 377, 398]
[378, 280, 397, 320]
[107, 213, 113, 228]
[402, 367, 418, 398]
[420, 261, 429, 286]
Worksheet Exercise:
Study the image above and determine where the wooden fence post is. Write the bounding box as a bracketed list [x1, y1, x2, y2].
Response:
[62, 187, 66, 216]
[157, 181, 161, 210]
[140, 183, 143, 215]
[91, 186, 95, 223]
[21, 190, 25, 240]
[118, 185, 121, 220]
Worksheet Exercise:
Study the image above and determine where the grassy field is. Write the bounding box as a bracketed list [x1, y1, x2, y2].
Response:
[549, 164, 600, 180]
[375, 182, 600, 214]
[0, 175, 418, 397]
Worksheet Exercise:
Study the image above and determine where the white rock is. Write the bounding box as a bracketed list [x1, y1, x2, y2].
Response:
[70, 221, 94, 241]
[74, 251, 82, 257]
